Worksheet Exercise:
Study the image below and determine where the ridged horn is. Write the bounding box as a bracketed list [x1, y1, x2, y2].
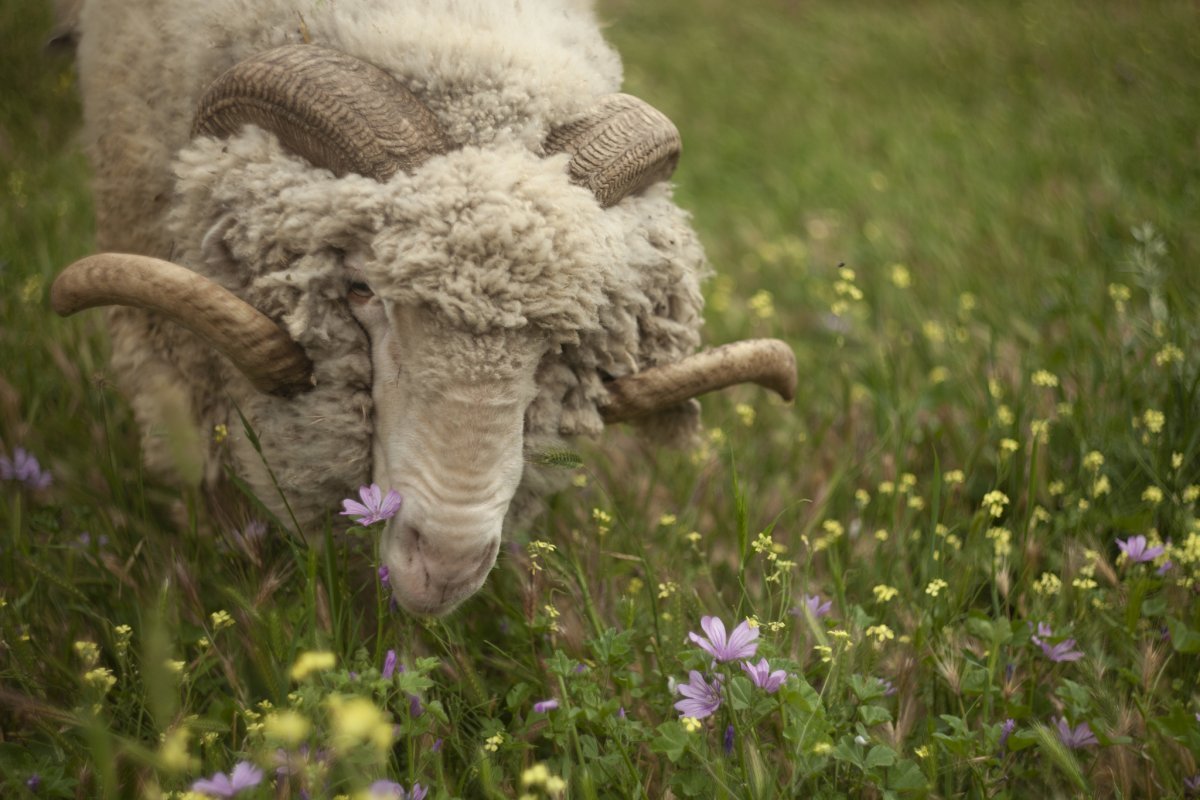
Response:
[545, 93, 681, 208]
[51, 254, 314, 397]
[600, 339, 797, 423]
[194, 44, 450, 181]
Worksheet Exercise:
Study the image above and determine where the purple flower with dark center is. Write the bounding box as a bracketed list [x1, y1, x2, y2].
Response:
[689, 616, 758, 663]
[340, 484, 402, 526]
[1054, 717, 1098, 749]
[0, 447, 52, 490]
[723, 724, 735, 755]
[1117, 534, 1165, 563]
[998, 718, 1016, 751]
[382, 649, 398, 680]
[192, 761, 264, 797]
[740, 658, 788, 693]
[791, 594, 833, 619]
[674, 670, 723, 719]
[533, 698, 559, 713]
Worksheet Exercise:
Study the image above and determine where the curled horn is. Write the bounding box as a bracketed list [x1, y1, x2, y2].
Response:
[600, 339, 797, 424]
[194, 44, 450, 180]
[545, 93, 681, 208]
[55, 45, 451, 395]
[52, 254, 314, 397]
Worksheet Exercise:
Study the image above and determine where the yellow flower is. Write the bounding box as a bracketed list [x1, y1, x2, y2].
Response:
[855, 489, 871, 507]
[986, 527, 1012, 558]
[735, 403, 756, 427]
[928, 366, 950, 384]
[922, 320, 946, 343]
[289, 650, 336, 681]
[915, 745, 930, 758]
[84, 667, 117, 694]
[658, 513, 677, 527]
[943, 470, 965, 485]
[1030, 419, 1050, 444]
[907, 496, 926, 510]
[752, 532, 775, 554]
[1032, 370, 1058, 388]
[522, 763, 551, 787]
[592, 508, 613, 525]
[264, 711, 311, 746]
[1033, 572, 1061, 596]
[213, 424, 228, 444]
[74, 641, 100, 667]
[1172, 452, 1184, 470]
[865, 624, 895, 643]
[925, 579, 948, 597]
[1155, 344, 1184, 366]
[1048, 481, 1066, 496]
[483, 732, 504, 752]
[829, 629, 851, 641]
[1184, 485, 1200, 504]
[878, 480, 895, 495]
[210, 610, 234, 632]
[571, 473, 588, 488]
[874, 529, 889, 542]
[959, 292, 977, 314]
[822, 520, 845, 539]
[1143, 486, 1164, 505]
[995, 405, 1015, 426]
[999, 438, 1019, 455]
[1092, 475, 1111, 498]
[1142, 409, 1165, 434]
[900, 473, 917, 490]
[327, 694, 393, 753]
[657, 582, 677, 599]
[1072, 578, 1097, 590]
[873, 585, 899, 603]
[545, 776, 566, 794]
[982, 490, 1009, 518]
[626, 578, 644, 595]
[812, 741, 833, 755]
[158, 727, 197, 773]
[681, 717, 702, 733]
[1083, 450, 1105, 471]
[685, 531, 702, 543]
[815, 645, 834, 663]
[748, 289, 775, 319]
[890, 264, 912, 288]
[164, 659, 186, 675]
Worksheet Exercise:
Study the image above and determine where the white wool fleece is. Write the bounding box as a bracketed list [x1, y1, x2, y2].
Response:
[166, 126, 708, 530]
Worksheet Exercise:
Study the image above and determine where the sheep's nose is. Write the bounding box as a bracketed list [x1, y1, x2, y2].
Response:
[388, 535, 500, 615]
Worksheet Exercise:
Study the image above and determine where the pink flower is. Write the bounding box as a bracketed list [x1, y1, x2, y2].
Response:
[533, 698, 559, 713]
[689, 616, 759, 662]
[1054, 717, 1098, 749]
[674, 670, 723, 719]
[340, 484, 402, 526]
[740, 658, 788, 693]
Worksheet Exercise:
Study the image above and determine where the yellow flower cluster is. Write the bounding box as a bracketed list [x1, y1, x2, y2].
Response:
[1033, 572, 1061, 596]
[982, 490, 1009, 518]
[987, 527, 1012, 559]
[114, 624, 133, 657]
[1155, 344, 1184, 366]
[865, 624, 895, 643]
[213, 423, 228, 444]
[290, 650, 336, 681]
[83, 667, 116, 693]
[264, 710, 311, 746]
[1141, 409, 1165, 434]
[925, 579, 948, 597]
[326, 694, 393, 754]
[527, 539, 556, 571]
[873, 585, 899, 603]
[748, 289, 775, 320]
[483, 732, 505, 752]
[735, 403, 756, 427]
[521, 762, 567, 796]
[210, 610, 235, 632]
[889, 263, 912, 288]
[74, 640, 100, 667]
[592, 507, 612, 537]
[831, 267, 864, 316]
[1032, 370, 1059, 388]
[681, 717, 703, 733]
[812, 520, 844, 552]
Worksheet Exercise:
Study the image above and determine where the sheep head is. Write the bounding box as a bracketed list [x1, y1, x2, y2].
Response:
[51, 45, 796, 615]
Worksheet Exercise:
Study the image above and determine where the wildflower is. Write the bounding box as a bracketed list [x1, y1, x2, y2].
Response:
[795, 594, 832, 619]
[890, 264, 912, 288]
[998, 718, 1016, 751]
[1054, 717, 1098, 749]
[382, 649, 398, 680]
[681, 716, 703, 733]
[1116, 534, 1165, 563]
[878, 480, 895, 495]
[1083, 450, 1104, 471]
[865, 624, 894, 643]
[74, 640, 100, 667]
[688, 616, 758, 662]
[340, 484, 402, 526]
[1185, 774, 1200, 795]
[914, 746, 929, 759]
[290, 650, 336, 681]
[1142, 486, 1164, 505]
[26, 774, 40, 792]
[327, 695, 393, 753]
[378, 565, 390, 588]
[925, 579, 948, 597]
[1032, 370, 1058, 388]
[263, 711, 310, 746]
[210, 610, 234, 632]
[982, 490, 1009, 518]
[874, 528, 889, 542]
[674, 671, 723, 719]
[735, 403, 756, 427]
[685, 530, 702, 543]
[723, 724, 735, 755]
[943, 469, 965, 485]
[1031, 626, 1083, 663]
[872, 584, 898, 603]
[1033, 572, 1061, 596]
[483, 732, 504, 752]
[0, 447, 52, 490]
[367, 781, 427, 799]
[1142, 409, 1165, 434]
[533, 699, 559, 713]
[83, 667, 116, 694]
[740, 658, 787, 693]
[191, 762, 263, 797]
[995, 405, 1015, 426]
[748, 289, 775, 319]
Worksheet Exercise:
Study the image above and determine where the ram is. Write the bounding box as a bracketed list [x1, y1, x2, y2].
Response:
[51, 0, 796, 615]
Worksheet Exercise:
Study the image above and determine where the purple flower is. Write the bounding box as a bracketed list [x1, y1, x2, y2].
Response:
[1117, 534, 1165, 563]
[192, 761, 264, 797]
[382, 649, 398, 680]
[1031, 624, 1083, 663]
[723, 724, 735, 755]
[378, 565, 391, 588]
[674, 670, 723, 719]
[1054, 717, 1098, 749]
[740, 658, 788, 693]
[26, 773, 40, 791]
[998, 718, 1016, 751]
[617, 706, 626, 719]
[1184, 774, 1200, 795]
[1157, 560, 1174, 576]
[340, 484, 402, 526]
[0, 447, 52, 490]
[879, 678, 897, 697]
[409, 694, 424, 718]
[689, 616, 758, 663]
[431, 738, 443, 753]
[367, 781, 426, 800]
[793, 594, 833, 619]
[533, 698, 559, 713]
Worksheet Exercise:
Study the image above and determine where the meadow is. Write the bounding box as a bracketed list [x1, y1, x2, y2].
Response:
[2, 0, 1200, 797]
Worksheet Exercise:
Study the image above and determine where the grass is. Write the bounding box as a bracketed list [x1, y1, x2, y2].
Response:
[2, 0, 1200, 797]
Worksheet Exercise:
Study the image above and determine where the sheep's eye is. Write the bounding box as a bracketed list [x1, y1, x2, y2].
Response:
[348, 281, 374, 303]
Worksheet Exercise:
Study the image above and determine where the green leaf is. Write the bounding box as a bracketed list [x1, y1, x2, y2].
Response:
[887, 759, 928, 792]
[650, 721, 692, 763]
[1166, 617, 1200, 654]
[859, 704, 893, 727]
[866, 744, 898, 769]
[728, 675, 755, 711]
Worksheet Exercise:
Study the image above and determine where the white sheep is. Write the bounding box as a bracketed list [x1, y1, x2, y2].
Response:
[52, 0, 796, 614]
